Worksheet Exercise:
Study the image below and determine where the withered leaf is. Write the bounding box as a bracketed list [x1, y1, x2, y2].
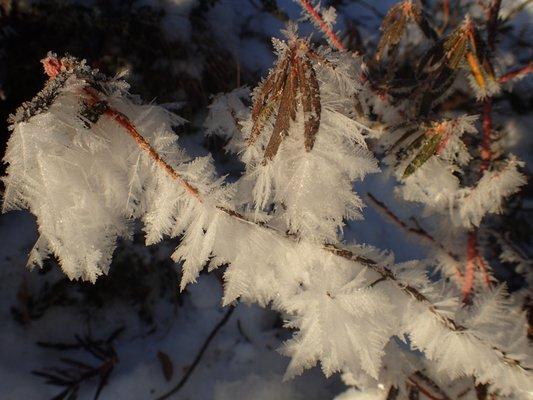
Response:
[403, 132, 443, 178]
[263, 66, 298, 161]
[297, 58, 321, 152]
[377, 3, 408, 61]
[444, 31, 468, 69]
[249, 55, 289, 145]
[157, 351, 174, 382]
[388, 126, 420, 156]
[249, 96, 280, 145]
[377, 1, 436, 61]
[412, 6, 438, 40]
[251, 55, 288, 120]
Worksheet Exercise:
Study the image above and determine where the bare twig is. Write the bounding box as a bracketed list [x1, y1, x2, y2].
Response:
[408, 371, 451, 400]
[366, 192, 460, 263]
[499, 61, 533, 83]
[155, 307, 235, 400]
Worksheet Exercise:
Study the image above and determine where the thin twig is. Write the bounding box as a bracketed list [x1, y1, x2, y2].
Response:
[367, 192, 460, 263]
[111, 110, 528, 373]
[104, 107, 203, 202]
[155, 307, 235, 400]
[408, 371, 451, 400]
[110, 113, 528, 372]
[463, 0, 501, 299]
[480, 99, 492, 173]
[499, 61, 533, 83]
[297, 0, 346, 51]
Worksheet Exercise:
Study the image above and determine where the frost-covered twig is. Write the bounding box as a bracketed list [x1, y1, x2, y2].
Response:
[41, 56, 203, 202]
[367, 192, 460, 264]
[297, 0, 345, 51]
[407, 371, 451, 400]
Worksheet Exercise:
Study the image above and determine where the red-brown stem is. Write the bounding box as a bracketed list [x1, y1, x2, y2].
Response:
[481, 99, 492, 173]
[42, 55, 204, 202]
[103, 109, 203, 201]
[297, 0, 346, 51]
[408, 371, 451, 400]
[39, 56, 529, 374]
[463, 231, 478, 300]
[499, 62, 533, 83]
[463, 0, 502, 299]
[463, 230, 492, 300]
[480, 0, 501, 173]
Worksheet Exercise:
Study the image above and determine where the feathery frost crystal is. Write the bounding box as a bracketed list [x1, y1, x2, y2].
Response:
[2, 28, 532, 399]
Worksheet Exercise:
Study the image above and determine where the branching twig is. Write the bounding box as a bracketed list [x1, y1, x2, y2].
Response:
[107, 108, 528, 374]
[40, 55, 530, 381]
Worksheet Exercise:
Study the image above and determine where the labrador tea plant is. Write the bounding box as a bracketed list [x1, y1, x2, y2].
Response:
[2, 1, 532, 399]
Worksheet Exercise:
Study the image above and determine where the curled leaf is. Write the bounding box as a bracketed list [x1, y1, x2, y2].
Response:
[157, 351, 174, 382]
[296, 58, 321, 152]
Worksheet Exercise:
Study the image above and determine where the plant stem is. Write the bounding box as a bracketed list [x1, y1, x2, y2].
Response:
[297, 0, 346, 51]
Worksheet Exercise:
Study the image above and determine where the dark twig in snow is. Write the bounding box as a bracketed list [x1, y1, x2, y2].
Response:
[155, 306, 235, 400]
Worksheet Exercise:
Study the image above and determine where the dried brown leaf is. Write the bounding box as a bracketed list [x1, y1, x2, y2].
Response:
[263, 66, 298, 161]
[444, 31, 468, 69]
[157, 351, 174, 382]
[249, 55, 289, 145]
[297, 58, 321, 152]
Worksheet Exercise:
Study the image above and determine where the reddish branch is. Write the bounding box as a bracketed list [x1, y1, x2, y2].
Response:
[463, 231, 492, 300]
[297, 0, 346, 51]
[42, 56, 202, 202]
[103, 107, 202, 201]
[100, 102, 528, 374]
[463, 0, 501, 299]
[499, 61, 533, 83]
[480, 99, 492, 173]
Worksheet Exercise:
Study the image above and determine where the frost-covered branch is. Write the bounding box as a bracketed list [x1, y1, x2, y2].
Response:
[2, 36, 532, 400]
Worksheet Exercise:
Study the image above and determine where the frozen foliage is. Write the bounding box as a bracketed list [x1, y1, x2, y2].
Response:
[398, 156, 526, 229]
[2, 54, 228, 282]
[208, 31, 379, 243]
[2, 28, 532, 400]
